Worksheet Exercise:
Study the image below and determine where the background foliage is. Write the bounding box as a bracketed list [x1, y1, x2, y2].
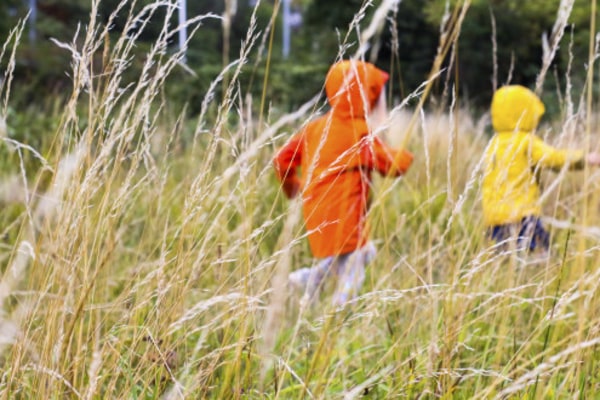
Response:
[0, 0, 590, 109]
[1, 0, 598, 112]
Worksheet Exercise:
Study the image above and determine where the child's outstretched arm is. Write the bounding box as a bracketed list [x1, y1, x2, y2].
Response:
[528, 135, 586, 170]
[273, 134, 303, 198]
[361, 136, 413, 177]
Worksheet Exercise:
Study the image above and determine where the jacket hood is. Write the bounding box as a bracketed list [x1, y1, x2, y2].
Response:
[491, 85, 545, 133]
[325, 60, 389, 118]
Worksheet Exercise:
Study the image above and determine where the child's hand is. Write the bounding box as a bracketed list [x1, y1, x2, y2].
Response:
[586, 152, 600, 166]
[282, 178, 301, 199]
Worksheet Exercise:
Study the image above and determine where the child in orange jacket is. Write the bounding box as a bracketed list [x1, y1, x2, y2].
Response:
[273, 60, 413, 305]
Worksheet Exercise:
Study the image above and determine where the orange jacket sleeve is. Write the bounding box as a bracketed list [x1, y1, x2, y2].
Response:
[360, 136, 413, 177]
[273, 133, 303, 198]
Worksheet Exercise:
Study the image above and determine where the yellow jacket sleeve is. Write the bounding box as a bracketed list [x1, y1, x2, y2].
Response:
[528, 134, 585, 171]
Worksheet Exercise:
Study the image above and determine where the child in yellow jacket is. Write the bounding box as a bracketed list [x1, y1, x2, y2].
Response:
[482, 85, 600, 252]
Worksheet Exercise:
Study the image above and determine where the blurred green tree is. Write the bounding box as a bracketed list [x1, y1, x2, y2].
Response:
[297, 0, 600, 107]
[0, 0, 598, 111]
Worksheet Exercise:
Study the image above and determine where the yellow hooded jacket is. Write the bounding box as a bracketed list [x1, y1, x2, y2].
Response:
[482, 85, 584, 226]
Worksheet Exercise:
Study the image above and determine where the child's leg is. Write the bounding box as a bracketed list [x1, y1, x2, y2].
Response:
[332, 242, 376, 306]
[306, 257, 334, 297]
[289, 256, 334, 299]
[488, 223, 520, 252]
[517, 216, 550, 254]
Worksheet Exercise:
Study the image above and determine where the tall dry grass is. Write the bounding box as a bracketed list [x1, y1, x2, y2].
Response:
[0, 0, 598, 398]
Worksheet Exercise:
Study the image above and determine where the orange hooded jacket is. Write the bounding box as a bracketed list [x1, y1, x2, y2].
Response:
[273, 60, 413, 258]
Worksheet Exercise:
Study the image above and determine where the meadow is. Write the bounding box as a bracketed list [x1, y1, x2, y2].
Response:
[1, 1, 600, 398]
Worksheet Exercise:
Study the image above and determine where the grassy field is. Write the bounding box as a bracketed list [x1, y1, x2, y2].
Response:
[1, 1, 600, 398]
